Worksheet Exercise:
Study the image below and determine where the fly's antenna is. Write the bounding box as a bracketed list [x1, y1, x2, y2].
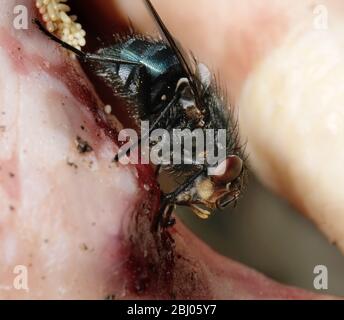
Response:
[33, 19, 140, 66]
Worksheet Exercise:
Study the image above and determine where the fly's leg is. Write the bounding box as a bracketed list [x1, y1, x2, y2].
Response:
[151, 168, 205, 231]
[164, 206, 176, 227]
[154, 165, 161, 177]
[151, 193, 176, 231]
[151, 194, 170, 231]
[34, 19, 140, 65]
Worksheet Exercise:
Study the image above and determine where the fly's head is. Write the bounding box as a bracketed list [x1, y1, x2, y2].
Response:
[176, 155, 244, 219]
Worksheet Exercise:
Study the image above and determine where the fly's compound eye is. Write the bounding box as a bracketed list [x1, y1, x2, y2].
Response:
[216, 192, 236, 209]
[211, 155, 243, 185]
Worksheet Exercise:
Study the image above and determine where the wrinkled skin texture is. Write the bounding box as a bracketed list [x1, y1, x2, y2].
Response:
[0, 0, 341, 299]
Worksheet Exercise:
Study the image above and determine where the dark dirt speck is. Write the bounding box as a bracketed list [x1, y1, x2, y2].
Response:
[75, 136, 93, 154]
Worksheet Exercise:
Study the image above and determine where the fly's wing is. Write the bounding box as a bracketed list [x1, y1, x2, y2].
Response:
[144, 0, 204, 109]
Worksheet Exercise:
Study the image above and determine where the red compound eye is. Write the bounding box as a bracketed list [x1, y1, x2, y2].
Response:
[212, 155, 243, 185]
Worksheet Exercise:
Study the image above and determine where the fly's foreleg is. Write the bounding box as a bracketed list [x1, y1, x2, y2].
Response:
[151, 168, 206, 231]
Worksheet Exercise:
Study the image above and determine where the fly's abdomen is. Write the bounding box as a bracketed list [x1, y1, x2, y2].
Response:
[94, 37, 183, 114]
[118, 38, 179, 78]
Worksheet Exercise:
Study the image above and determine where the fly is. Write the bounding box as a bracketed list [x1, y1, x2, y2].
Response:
[34, 0, 247, 230]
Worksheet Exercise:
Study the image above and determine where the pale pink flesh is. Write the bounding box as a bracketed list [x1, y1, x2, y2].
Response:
[0, 0, 334, 299]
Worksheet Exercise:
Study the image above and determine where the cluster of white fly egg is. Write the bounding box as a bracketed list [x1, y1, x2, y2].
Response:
[35, 0, 86, 50]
